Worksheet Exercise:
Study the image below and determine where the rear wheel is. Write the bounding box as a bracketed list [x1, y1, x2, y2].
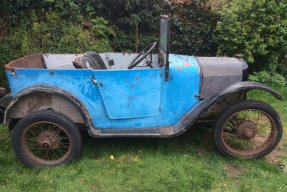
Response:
[12, 110, 82, 168]
[214, 100, 282, 159]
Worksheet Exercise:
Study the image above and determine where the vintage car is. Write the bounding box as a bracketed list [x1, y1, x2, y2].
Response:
[0, 15, 283, 167]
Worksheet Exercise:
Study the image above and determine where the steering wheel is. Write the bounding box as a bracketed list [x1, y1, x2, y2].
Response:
[128, 42, 157, 69]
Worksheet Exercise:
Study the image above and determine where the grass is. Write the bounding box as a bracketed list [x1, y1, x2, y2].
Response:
[0, 88, 287, 192]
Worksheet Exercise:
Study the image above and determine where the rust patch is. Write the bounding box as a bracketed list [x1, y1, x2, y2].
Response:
[25, 93, 52, 114]
[183, 63, 191, 67]
[5, 54, 45, 69]
[5, 86, 92, 129]
[27, 101, 39, 112]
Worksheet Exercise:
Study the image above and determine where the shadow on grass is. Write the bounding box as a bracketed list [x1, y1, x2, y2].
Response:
[80, 122, 218, 160]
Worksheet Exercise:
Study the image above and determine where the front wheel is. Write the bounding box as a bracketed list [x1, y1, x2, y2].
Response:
[12, 110, 82, 168]
[214, 100, 282, 159]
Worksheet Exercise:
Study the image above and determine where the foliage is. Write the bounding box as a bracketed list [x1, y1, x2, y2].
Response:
[0, 14, 113, 84]
[249, 71, 286, 87]
[29, 12, 112, 53]
[1, 0, 287, 87]
[93, 0, 219, 55]
[169, 0, 219, 56]
[0, 0, 94, 26]
[216, 0, 287, 73]
[91, 0, 169, 51]
[0, 0, 220, 61]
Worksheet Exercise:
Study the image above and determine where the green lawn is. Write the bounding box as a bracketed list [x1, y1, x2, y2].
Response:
[0, 89, 287, 192]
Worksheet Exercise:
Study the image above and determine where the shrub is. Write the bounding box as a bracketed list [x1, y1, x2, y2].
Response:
[93, 0, 169, 51]
[249, 71, 286, 87]
[216, 0, 287, 74]
[92, 0, 219, 55]
[0, 11, 114, 87]
[169, 0, 219, 56]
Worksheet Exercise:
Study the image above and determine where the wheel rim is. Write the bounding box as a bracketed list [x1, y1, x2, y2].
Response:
[221, 109, 276, 157]
[22, 121, 72, 166]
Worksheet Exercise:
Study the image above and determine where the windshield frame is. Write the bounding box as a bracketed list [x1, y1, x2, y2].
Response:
[158, 15, 170, 80]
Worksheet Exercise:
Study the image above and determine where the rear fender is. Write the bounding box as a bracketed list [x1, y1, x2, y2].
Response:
[4, 86, 92, 131]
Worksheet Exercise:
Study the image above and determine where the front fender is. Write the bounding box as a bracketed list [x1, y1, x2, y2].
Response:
[212, 81, 282, 101]
[198, 81, 282, 120]
[171, 81, 282, 136]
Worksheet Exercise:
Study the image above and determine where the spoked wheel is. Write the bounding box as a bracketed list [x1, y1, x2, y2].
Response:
[214, 100, 282, 159]
[13, 110, 82, 168]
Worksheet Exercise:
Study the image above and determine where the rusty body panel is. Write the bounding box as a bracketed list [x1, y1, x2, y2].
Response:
[5, 54, 202, 130]
[9, 92, 84, 123]
[5, 54, 45, 69]
[196, 57, 246, 99]
[4, 86, 93, 133]
[198, 92, 246, 120]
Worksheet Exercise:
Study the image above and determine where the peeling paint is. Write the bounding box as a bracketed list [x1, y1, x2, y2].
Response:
[4, 53, 281, 138]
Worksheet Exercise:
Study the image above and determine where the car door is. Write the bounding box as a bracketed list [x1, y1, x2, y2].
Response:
[93, 68, 164, 119]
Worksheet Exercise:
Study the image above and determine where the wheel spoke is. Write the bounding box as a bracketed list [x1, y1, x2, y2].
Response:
[23, 121, 72, 165]
[221, 107, 275, 156]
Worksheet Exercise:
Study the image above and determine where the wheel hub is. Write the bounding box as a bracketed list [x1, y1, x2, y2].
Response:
[236, 121, 257, 140]
[37, 130, 61, 150]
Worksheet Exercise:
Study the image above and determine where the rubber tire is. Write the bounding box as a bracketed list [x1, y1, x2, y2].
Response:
[85, 51, 107, 70]
[12, 110, 82, 168]
[214, 100, 283, 159]
[73, 55, 101, 69]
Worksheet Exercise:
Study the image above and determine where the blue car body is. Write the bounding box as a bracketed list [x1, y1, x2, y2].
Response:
[6, 54, 200, 130]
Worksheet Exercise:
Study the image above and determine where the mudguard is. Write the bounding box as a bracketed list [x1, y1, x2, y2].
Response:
[4, 86, 93, 130]
[168, 81, 282, 136]
[211, 81, 282, 100]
